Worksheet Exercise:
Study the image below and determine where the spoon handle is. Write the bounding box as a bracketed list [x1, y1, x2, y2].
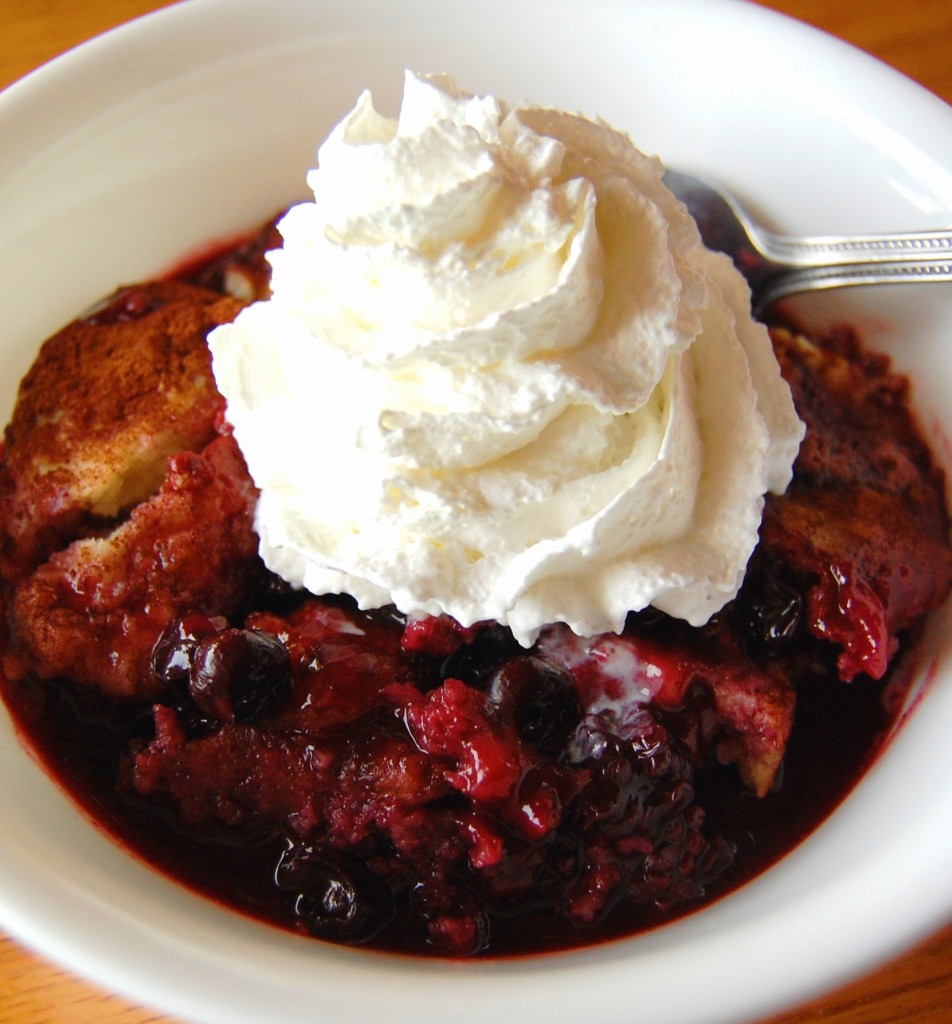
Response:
[752, 258, 952, 316]
[754, 227, 952, 268]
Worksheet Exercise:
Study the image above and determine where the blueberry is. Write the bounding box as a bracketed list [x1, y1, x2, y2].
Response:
[439, 624, 523, 687]
[737, 566, 803, 652]
[487, 656, 582, 755]
[189, 627, 292, 723]
[275, 844, 394, 944]
[149, 614, 223, 688]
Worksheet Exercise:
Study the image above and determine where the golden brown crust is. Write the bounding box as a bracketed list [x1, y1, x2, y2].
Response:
[764, 325, 952, 681]
[4, 434, 259, 699]
[0, 281, 244, 584]
[0, 280, 261, 700]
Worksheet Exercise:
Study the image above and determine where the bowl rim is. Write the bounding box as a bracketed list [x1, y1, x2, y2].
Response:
[2, 3, 952, 1024]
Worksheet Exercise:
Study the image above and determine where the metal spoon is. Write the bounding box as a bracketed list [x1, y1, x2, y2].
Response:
[663, 169, 952, 317]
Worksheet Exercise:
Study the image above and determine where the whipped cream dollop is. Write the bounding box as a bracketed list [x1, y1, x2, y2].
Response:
[209, 72, 804, 645]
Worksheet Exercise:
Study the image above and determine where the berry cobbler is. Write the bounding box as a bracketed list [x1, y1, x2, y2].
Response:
[1, 76, 951, 957]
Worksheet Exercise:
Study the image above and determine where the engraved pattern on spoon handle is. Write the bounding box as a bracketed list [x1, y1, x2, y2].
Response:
[752, 259, 952, 316]
[756, 228, 952, 268]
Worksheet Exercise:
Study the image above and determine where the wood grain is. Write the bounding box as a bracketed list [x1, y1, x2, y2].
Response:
[1, 1, 951, 1021]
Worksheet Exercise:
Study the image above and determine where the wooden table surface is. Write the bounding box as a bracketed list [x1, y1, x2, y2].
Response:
[2, 0, 952, 1021]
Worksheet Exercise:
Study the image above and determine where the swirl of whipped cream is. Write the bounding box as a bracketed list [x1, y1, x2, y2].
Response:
[209, 71, 803, 645]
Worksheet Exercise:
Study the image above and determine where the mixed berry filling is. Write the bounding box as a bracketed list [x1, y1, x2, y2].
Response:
[127, 601, 746, 953]
[0, 221, 949, 957]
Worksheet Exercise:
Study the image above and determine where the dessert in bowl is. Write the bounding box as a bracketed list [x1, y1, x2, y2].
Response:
[2, 1, 952, 1022]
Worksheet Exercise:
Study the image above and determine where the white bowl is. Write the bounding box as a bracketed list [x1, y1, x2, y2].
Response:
[2, 2, 952, 1023]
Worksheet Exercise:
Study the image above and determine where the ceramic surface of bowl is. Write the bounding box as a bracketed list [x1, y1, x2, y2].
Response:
[1, 2, 952, 1023]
